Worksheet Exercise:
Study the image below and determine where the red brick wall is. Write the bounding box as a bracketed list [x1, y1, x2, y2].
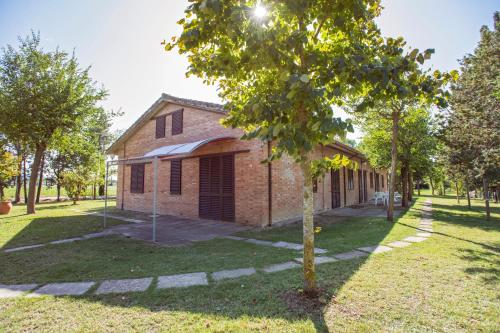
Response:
[114, 101, 388, 226]
[115, 102, 269, 226]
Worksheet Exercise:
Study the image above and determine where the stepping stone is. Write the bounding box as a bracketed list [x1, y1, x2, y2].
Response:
[95, 277, 152, 294]
[314, 248, 328, 254]
[157, 272, 208, 289]
[223, 236, 246, 241]
[387, 241, 412, 248]
[272, 241, 303, 251]
[333, 250, 368, 261]
[4, 244, 45, 253]
[262, 261, 301, 273]
[294, 256, 338, 265]
[357, 245, 393, 254]
[403, 236, 428, 243]
[0, 284, 38, 298]
[420, 228, 433, 232]
[245, 239, 275, 246]
[50, 237, 84, 244]
[417, 232, 432, 237]
[212, 267, 256, 281]
[83, 231, 112, 239]
[29, 282, 94, 296]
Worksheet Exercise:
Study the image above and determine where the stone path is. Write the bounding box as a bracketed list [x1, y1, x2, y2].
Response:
[3, 231, 113, 253]
[0, 200, 433, 298]
[225, 236, 329, 254]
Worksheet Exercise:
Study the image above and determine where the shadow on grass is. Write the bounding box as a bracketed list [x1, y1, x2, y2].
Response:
[457, 248, 500, 284]
[0, 202, 415, 331]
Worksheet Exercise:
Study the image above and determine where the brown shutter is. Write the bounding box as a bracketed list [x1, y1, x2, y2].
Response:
[170, 159, 182, 195]
[171, 109, 183, 135]
[313, 178, 318, 193]
[370, 172, 374, 188]
[130, 164, 145, 193]
[155, 115, 166, 138]
[199, 154, 234, 221]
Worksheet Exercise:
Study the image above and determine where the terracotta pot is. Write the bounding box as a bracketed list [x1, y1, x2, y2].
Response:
[0, 201, 12, 215]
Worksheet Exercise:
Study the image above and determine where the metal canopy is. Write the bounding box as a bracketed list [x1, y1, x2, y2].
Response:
[103, 135, 236, 242]
[143, 136, 236, 158]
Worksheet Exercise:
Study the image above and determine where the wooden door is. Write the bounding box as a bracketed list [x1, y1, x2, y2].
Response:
[331, 169, 341, 208]
[199, 154, 235, 221]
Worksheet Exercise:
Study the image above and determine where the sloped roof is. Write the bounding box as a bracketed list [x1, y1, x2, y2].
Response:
[143, 136, 236, 158]
[107, 93, 225, 154]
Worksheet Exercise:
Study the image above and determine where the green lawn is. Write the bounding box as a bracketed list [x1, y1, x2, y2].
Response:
[0, 193, 498, 332]
[3, 185, 117, 200]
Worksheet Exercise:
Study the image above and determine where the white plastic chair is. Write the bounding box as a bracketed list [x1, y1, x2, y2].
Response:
[373, 192, 385, 206]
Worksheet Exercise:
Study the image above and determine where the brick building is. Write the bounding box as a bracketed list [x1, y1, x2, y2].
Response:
[107, 94, 388, 227]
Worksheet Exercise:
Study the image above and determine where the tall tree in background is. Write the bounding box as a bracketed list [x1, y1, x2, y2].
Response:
[350, 38, 454, 221]
[0, 32, 106, 213]
[446, 13, 499, 219]
[166, 0, 422, 294]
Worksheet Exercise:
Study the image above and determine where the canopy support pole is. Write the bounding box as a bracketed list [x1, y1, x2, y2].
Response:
[103, 160, 109, 229]
[152, 156, 158, 242]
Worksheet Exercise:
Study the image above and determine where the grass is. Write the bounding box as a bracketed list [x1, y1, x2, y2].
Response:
[0, 192, 499, 332]
[0, 200, 124, 248]
[2, 185, 117, 200]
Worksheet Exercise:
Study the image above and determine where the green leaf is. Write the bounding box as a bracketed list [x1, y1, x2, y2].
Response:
[417, 54, 424, 64]
[409, 48, 419, 60]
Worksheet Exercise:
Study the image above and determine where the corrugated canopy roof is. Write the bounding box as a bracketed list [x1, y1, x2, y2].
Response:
[143, 136, 236, 158]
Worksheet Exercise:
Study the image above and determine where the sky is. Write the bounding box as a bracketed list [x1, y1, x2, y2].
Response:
[0, 0, 498, 140]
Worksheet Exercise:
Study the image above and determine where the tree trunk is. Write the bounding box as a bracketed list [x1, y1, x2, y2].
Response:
[387, 110, 399, 222]
[300, 160, 316, 296]
[430, 178, 435, 196]
[465, 178, 471, 209]
[27, 146, 45, 214]
[417, 180, 421, 196]
[23, 156, 28, 204]
[401, 166, 408, 207]
[36, 153, 45, 204]
[495, 184, 499, 204]
[482, 177, 490, 220]
[408, 170, 413, 202]
[93, 184, 96, 200]
[14, 157, 22, 203]
[455, 180, 460, 204]
[57, 184, 61, 202]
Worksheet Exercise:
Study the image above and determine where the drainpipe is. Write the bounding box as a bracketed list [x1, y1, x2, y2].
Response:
[121, 142, 126, 210]
[267, 141, 272, 227]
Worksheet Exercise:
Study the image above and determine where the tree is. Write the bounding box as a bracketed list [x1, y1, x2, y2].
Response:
[358, 107, 437, 205]
[350, 37, 454, 221]
[446, 12, 500, 219]
[0, 145, 20, 202]
[61, 169, 89, 205]
[0, 32, 106, 213]
[166, 0, 418, 294]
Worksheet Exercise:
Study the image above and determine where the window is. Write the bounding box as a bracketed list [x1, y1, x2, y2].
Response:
[313, 178, 318, 193]
[130, 164, 145, 193]
[171, 109, 183, 135]
[347, 169, 354, 190]
[170, 159, 182, 195]
[155, 115, 166, 138]
[369, 172, 374, 188]
[381, 175, 384, 188]
[375, 173, 380, 191]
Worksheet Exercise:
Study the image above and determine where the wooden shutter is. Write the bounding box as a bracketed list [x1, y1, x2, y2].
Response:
[170, 159, 182, 195]
[313, 178, 318, 193]
[199, 154, 234, 221]
[331, 169, 341, 208]
[381, 175, 384, 189]
[155, 115, 166, 138]
[171, 109, 183, 135]
[370, 172, 374, 188]
[130, 164, 145, 193]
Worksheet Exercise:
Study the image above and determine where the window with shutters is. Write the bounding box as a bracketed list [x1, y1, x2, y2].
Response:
[313, 178, 318, 193]
[171, 109, 183, 135]
[369, 172, 374, 188]
[170, 159, 182, 195]
[155, 115, 166, 138]
[347, 169, 354, 190]
[381, 175, 384, 188]
[130, 164, 145, 193]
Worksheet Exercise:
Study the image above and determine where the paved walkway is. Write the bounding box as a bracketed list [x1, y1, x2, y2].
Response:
[0, 200, 434, 298]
